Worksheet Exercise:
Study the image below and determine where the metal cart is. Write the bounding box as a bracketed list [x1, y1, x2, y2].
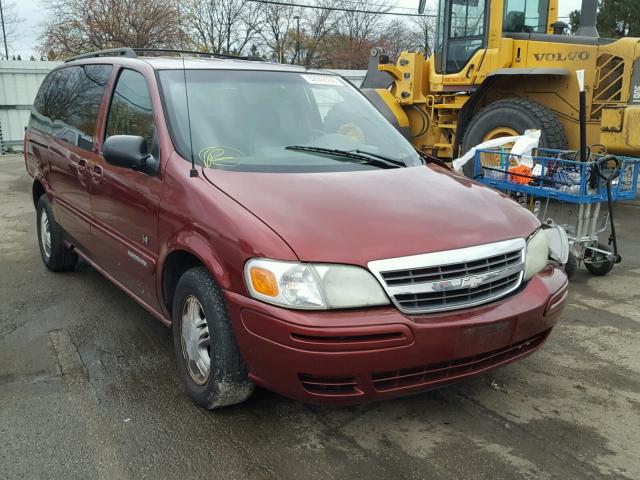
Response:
[472, 147, 640, 277]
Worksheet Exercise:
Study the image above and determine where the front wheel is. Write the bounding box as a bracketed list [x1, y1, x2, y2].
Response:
[172, 266, 254, 409]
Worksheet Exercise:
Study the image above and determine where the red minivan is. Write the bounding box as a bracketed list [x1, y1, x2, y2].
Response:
[24, 49, 568, 408]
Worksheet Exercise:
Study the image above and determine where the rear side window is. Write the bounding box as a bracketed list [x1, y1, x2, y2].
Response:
[30, 65, 112, 150]
[30, 74, 55, 133]
[106, 69, 155, 148]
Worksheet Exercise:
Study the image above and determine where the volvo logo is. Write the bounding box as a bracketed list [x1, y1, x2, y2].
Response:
[533, 51, 590, 62]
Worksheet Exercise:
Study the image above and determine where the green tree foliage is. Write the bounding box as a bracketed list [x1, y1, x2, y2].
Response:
[570, 1, 640, 38]
[597, 0, 640, 37]
[569, 9, 580, 34]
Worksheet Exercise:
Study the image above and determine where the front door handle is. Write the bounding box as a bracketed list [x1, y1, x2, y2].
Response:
[91, 164, 104, 184]
[77, 158, 88, 174]
[466, 63, 475, 79]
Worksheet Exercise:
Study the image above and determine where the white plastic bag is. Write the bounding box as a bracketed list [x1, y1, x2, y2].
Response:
[452, 129, 541, 172]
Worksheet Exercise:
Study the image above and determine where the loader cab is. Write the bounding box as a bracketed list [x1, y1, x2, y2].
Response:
[430, 0, 554, 74]
[434, 0, 488, 74]
[502, 0, 550, 33]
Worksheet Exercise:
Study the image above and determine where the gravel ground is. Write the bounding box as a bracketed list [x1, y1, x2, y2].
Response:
[1, 154, 639, 479]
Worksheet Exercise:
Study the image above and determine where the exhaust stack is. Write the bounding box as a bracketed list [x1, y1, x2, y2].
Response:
[576, 0, 599, 38]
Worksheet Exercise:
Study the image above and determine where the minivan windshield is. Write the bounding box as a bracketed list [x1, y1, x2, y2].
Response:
[159, 69, 421, 172]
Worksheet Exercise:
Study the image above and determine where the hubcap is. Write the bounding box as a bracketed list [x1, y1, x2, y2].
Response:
[40, 210, 52, 259]
[483, 126, 520, 142]
[180, 295, 211, 385]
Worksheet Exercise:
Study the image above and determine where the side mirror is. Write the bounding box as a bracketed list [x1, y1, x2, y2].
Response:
[103, 135, 158, 175]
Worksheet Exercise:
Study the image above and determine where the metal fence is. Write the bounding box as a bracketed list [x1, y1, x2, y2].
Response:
[0, 60, 365, 153]
[0, 60, 63, 152]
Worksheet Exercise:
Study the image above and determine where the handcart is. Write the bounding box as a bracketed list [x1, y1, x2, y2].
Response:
[472, 147, 640, 277]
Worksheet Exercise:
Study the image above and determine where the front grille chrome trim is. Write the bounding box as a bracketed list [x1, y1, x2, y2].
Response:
[368, 238, 526, 314]
[383, 262, 523, 296]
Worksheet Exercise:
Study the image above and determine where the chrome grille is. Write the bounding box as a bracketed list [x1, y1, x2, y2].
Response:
[368, 238, 526, 314]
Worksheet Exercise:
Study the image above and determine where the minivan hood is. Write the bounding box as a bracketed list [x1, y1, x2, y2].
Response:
[204, 166, 539, 265]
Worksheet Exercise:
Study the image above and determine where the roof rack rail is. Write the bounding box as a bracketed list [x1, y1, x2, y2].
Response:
[64, 48, 137, 63]
[132, 48, 264, 62]
[64, 48, 264, 63]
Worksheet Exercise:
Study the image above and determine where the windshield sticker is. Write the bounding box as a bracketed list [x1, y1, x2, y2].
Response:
[301, 74, 344, 86]
[199, 146, 244, 168]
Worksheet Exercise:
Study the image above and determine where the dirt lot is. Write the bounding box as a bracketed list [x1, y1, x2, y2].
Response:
[1, 154, 639, 479]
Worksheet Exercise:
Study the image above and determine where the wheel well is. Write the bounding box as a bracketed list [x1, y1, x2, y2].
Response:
[456, 73, 564, 151]
[32, 179, 45, 207]
[162, 250, 204, 313]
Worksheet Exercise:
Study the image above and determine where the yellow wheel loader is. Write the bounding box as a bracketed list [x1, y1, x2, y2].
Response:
[361, 0, 640, 171]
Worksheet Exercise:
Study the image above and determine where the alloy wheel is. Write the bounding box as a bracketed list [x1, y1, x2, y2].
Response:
[180, 295, 211, 385]
[40, 210, 52, 259]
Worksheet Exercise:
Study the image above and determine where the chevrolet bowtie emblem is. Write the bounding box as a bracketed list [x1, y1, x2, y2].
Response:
[461, 275, 483, 289]
[434, 274, 484, 291]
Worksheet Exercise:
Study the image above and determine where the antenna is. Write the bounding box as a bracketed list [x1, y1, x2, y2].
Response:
[181, 54, 198, 177]
[176, 1, 197, 178]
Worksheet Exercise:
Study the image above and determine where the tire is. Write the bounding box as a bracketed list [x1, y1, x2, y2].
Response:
[36, 194, 77, 271]
[172, 266, 254, 409]
[563, 251, 578, 280]
[461, 98, 568, 177]
[584, 243, 615, 276]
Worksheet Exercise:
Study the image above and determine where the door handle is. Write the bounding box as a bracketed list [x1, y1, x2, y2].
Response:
[91, 164, 104, 183]
[466, 63, 475, 79]
[77, 158, 88, 174]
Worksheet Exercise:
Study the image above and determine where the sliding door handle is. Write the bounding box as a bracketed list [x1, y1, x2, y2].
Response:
[91, 164, 104, 183]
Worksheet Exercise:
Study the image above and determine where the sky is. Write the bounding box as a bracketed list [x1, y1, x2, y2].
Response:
[8, 0, 583, 59]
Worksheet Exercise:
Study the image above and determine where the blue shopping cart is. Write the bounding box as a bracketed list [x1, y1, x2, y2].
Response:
[472, 147, 640, 277]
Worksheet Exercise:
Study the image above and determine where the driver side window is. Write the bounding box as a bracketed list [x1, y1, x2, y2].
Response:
[447, 0, 486, 73]
[106, 69, 156, 149]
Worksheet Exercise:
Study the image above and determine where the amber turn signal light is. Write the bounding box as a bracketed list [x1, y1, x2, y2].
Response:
[249, 267, 279, 297]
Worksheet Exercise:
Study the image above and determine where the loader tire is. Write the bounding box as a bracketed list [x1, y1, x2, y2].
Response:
[461, 98, 568, 177]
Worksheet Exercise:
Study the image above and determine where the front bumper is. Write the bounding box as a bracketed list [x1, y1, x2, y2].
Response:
[225, 267, 568, 405]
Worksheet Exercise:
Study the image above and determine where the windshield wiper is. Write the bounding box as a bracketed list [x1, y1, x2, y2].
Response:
[285, 145, 405, 169]
[351, 149, 408, 167]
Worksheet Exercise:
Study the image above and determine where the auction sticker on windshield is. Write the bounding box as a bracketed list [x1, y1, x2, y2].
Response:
[301, 74, 344, 86]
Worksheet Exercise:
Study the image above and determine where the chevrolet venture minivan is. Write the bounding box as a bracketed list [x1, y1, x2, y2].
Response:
[24, 48, 568, 408]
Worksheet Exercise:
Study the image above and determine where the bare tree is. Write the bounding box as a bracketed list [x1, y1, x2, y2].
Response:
[377, 15, 436, 60]
[377, 19, 414, 60]
[259, 1, 295, 63]
[0, 1, 24, 59]
[296, 0, 341, 68]
[321, 0, 390, 69]
[408, 13, 436, 56]
[39, 0, 184, 59]
[340, 0, 389, 44]
[181, 0, 262, 55]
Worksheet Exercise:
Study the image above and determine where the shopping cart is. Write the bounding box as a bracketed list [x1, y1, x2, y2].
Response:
[472, 147, 640, 277]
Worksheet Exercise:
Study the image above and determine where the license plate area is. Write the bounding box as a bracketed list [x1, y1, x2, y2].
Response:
[456, 320, 513, 358]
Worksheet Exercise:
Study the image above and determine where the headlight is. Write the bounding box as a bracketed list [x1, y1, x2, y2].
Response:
[542, 223, 569, 264]
[523, 229, 549, 280]
[244, 258, 390, 310]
